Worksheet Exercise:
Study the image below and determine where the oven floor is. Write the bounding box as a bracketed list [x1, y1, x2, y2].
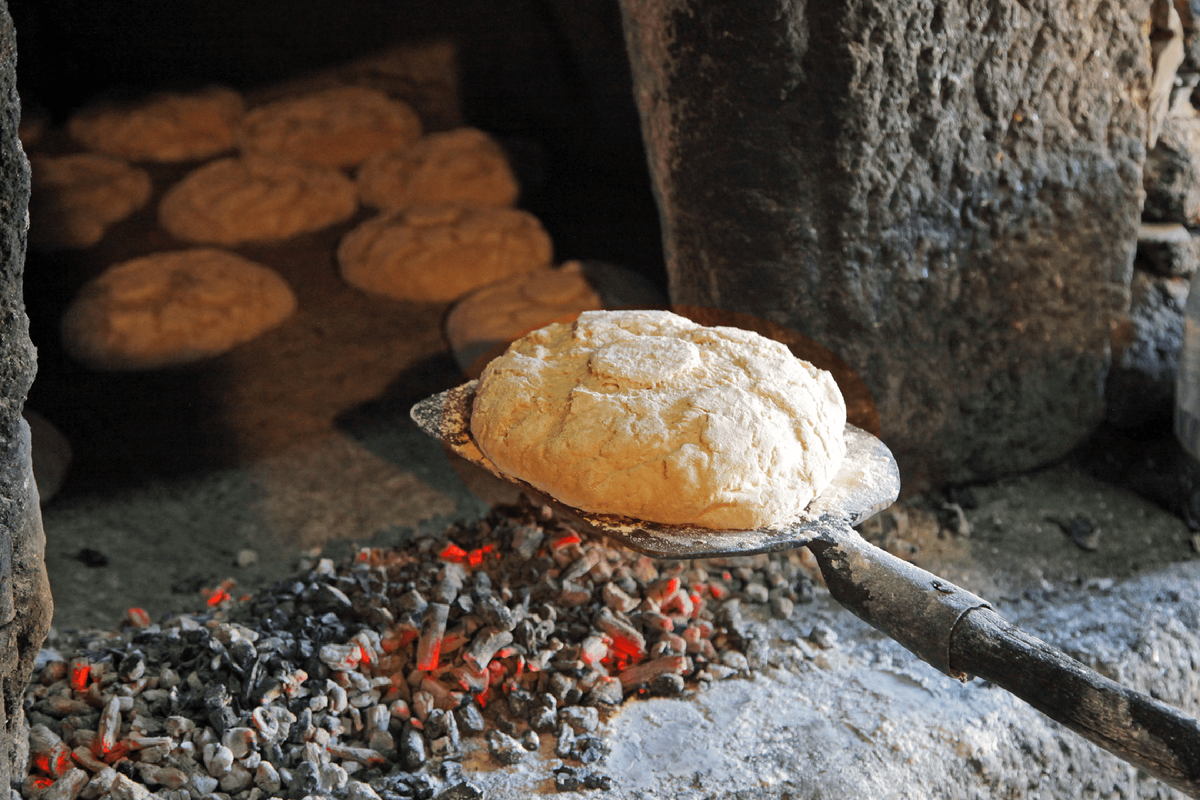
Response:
[20, 129, 1200, 800]
[27, 249, 1200, 797]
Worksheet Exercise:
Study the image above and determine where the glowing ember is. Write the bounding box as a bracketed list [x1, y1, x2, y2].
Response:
[68, 658, 90, 692]
[439, 543, 467, 562]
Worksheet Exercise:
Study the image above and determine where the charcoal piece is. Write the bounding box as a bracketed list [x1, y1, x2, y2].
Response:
[584, 772, 614, 791]
[548, 673, 580, 705]
[117, 652, 145, 681]
[649, 673, 686, 697]
[794, 575, 815, 605]
[454, 703, 485, 734]
[512, 617, 554, 651]
[530, 705, 557, 732]
[424, 709, 459, 750]
[769, 590, 794, 620]
[554, 723, 576, 759]
[290, 707, 314, 744]
[434, 779, 484, 800]
[744, 583, 770, 604]
[377, 774, 418, 799]
[506, 687, 533, 718]
[417, 603, 450, 671]
[491, 710, 521, 736]
[294, 637, 315, 660]
[574, 735, 610, 765]
[471, 570, 492, 596]
[440, 759, 465, 785]
[189, 773, 219, 796]
[715, 599, 747, 637]
[510, 525, 544, 559]
[209, 706, 239, 733]
[347, 780, 385, 800]
[554, 766, 582, 791]
[561, 552, 598, 583]
[319, 762, 350, 793]
[560, 706, 599, 734]
[463, 627, 512, 671]
[412, 774, 437, 800]
[314, 583, 354, 610]
[226, 640, 257, 674]
[430, 735, 459, 760]
[432, 578, 459, 605]
[476, 595, 515, 631]
[203, 683, 231, 711]
[521, 730, 540, 751]
[719, 650, 750, 674]
[289, 761, 322, 796]
[745, 637, 770, 670]
[585, 679, 623, 707]
[484, 730, 526, 765]
[399, 725, 426, 770]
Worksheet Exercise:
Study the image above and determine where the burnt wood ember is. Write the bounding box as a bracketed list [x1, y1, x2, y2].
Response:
[21, 499, 814, 798]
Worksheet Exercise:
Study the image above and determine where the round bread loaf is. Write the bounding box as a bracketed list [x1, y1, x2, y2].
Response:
[237, 86, 422, 168]
[29, 154, 153, 251]
[67, 87, 245, 163]
[337, 204, 552, 302]
[470, 310, 848, 529]
[356, 128, 519, 211]
[158, 155, 358, 245]
[61, 249, 297, 370]
[444, 261, 602, 372]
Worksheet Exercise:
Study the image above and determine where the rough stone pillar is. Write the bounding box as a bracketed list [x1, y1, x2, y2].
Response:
[0, 0, 52, 793]
[621, 0, 1151, 489]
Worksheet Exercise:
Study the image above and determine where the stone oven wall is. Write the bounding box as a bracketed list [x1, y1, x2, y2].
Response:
[621, 0, 1154, 491]
[0, 0, 52, 793]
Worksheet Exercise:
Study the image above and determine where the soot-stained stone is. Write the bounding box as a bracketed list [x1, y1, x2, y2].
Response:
[1106, 270, 1189, 429]
[621, 0, 1151, 490]
[0, 1, 50, 791]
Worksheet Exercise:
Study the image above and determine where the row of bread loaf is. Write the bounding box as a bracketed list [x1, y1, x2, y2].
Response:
[24, 84, 604, 370]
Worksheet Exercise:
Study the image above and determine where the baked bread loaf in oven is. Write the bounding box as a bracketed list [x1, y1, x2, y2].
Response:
[158, 155, 358, 245]
[67, 87, 245, 163]
[237, 86, 422, 169]
[356, 127, 518, 212]
[337, 204, 552, 302]
[29, 154, 152, 251]
[61, 249, 297, 370]
[470, 310, 847, 529]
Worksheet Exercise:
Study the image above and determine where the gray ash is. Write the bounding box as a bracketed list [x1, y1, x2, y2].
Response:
[22, 499, 816, 800]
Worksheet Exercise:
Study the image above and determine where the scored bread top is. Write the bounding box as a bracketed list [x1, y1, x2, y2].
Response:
[470, 309, 847, 530]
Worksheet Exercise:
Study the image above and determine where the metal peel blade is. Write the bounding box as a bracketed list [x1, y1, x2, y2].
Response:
[409, 381, 900, 557]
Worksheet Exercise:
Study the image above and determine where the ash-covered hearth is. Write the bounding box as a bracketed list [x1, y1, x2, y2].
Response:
[23, 498, 809, 800]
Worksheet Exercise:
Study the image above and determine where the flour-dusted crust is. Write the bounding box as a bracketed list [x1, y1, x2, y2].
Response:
[67, 87, 245, 162]
[237, 86, 423, 168]
[158, 155, 358, 245]
[29, 154, 153, 251]
[470, 310, 848, 529]
[61, 249, 298, 371]
[356, 128, 518, 212]
[337, 204, 553, 302]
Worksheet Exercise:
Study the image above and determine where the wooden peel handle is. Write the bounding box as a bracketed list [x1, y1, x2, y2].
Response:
[950, 608, 1200, 797]
[809, 532, 1200, 796]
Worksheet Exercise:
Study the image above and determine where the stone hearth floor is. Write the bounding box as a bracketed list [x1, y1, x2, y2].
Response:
[22, 215, 1200, 797]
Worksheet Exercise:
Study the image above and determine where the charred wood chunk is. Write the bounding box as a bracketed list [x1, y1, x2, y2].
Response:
[484, 730, 526, 765]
